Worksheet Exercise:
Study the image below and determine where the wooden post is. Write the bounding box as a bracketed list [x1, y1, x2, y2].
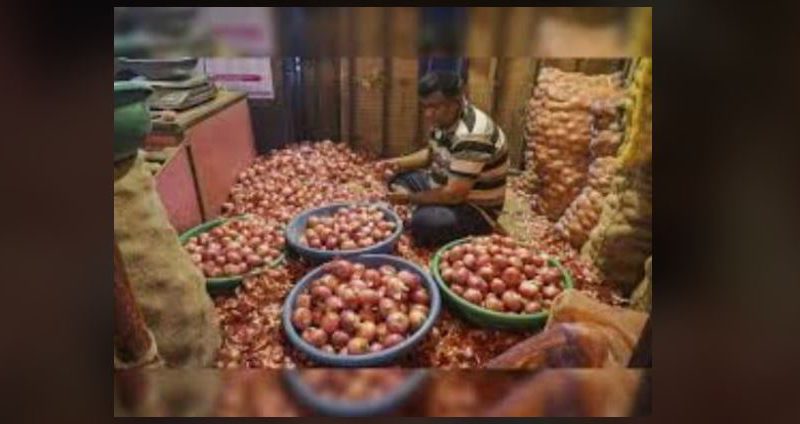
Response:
[384, 7, 419, 157]
[494, 57, 533, 170]
[339, 58, 352, 144]
[351, 7, 387, 156]
[114, 240, 154, 365]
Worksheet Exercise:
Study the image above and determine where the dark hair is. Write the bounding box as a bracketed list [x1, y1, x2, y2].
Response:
[418, 70, 463, 99]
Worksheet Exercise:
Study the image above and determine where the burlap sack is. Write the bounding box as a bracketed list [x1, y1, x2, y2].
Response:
[484, 290, 648, 369]
[114, 154, 221, 367]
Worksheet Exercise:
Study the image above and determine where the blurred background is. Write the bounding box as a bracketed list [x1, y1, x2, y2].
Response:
[114, 369, 649, 417]
[114, 7, 651, 165]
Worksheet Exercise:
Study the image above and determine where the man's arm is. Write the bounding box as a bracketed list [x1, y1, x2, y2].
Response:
[387, 176, 474, 205]
[408, 178, 473, 205]
[384, 148, 431, 173]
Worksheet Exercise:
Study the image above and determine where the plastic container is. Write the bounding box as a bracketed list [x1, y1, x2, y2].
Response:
[282, 254, 441, 367]
[283, 369, 427, 417]
[113, 81, 153, 163]
[178, 214, 286, 292]
[429, 237, 574, 330]
[285, 202, 403, 265]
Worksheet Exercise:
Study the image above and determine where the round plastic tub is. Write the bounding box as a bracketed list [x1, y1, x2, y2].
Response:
[429, 236, 574, 330]
[282, 369, 428, 417]
[178, 215, 286, 292]
[282, 254, 441, 367]
[285, 202, 403, 264]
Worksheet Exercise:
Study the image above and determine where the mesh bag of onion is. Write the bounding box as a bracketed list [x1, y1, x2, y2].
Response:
[114, 154, 221, 367]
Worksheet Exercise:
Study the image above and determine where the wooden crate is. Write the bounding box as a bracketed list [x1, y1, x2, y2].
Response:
[154, 144, 203, 233]
[187, 98, 257, 219]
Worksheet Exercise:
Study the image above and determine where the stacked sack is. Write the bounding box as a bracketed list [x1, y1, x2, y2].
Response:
[525, 67, 623, 221]
[582, 58, 653, 293]
[554, 89, 625, 248]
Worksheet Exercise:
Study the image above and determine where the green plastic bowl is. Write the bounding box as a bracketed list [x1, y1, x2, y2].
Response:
[114, 81, 153, 163]
[178, 215, 286, 292]
[429, 237, 574, 330]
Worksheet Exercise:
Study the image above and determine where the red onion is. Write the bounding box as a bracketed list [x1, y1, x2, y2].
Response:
[502, 291, 523, 312]
[292, 307, 313, 330]
[320, 312, 339, 334]
[485, 294, 505, 312]
[383, 333, 404, 348]
[347, 337, 369, 354]
[490, 278, 506, 295]
[518, 281, 541, 298]
[386, 311, 410, 334]
[462, 288, 483, 304]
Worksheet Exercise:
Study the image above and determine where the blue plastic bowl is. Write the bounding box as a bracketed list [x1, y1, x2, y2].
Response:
[283, 369, 428, 417]
[282, 254, 441, 367]
[285, 202, 403, 264]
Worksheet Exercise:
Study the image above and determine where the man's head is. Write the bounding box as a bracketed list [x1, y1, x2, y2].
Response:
[418, 70, 464, 129]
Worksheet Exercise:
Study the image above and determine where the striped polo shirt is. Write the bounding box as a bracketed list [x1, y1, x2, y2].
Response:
[428, 101, 509, 215]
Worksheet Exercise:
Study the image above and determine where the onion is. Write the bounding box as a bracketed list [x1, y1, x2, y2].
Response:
[492, 255, 510, 270]
[341, 288, 359, 308]
[408, 309, 426, 329]
[410, 288, 430, 305]
[501, 291, 523, 312]
[363, 269, 381, 284]
[296, 294, 312, 309]
[523, 265, 538, 279]
[350, 279, 368, 291]
[485, 294, 505, 312]
[383, 333, 404, 348]
[302, 328, 328, 347]
[542, 285, 561, 299]
[462, 288, 483, 304]
[454, 268, 470, 285]
[524, 301, 542, 314]
[490, 278, 506, 295]
[396, 270, 420, 290]
[501, 267, 524, 287]
[386, 311, 410, 334]
[347, 337, 369, 354]
[451, 284, 466, 296]
[292, 307, 313, 330]
[476, 254, 492, 268]
[246, 254, 263, 267]
[449, 245, 465, 261]
[369, 342, 384, 353]
[441, 268, 457, 283]
[358, 289, 380, 305]
[379, 265, 397, 275]
[477, 265, 496, 280]
[462, 254, 477, 270]
[320, 312, 341, 334]
[357, 321, 377, 342]
[379, 298, 398, 317]
[223, 263, 239, 275]
[518, 281, 541, 298]
[311, 285, 333, 300]
[340, 310, 361, 333]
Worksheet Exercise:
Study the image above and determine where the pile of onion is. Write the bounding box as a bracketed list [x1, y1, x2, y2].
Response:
[438, 235, 565, 314]
[220, 140, 390, 225]
[300, 205, 397, 251]
[183, 216, 284, 278]
[291, 259, 431, 355]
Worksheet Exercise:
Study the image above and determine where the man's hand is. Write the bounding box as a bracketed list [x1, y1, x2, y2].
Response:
[386, 191, 410, 205]
[375, 160, 399, 182]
